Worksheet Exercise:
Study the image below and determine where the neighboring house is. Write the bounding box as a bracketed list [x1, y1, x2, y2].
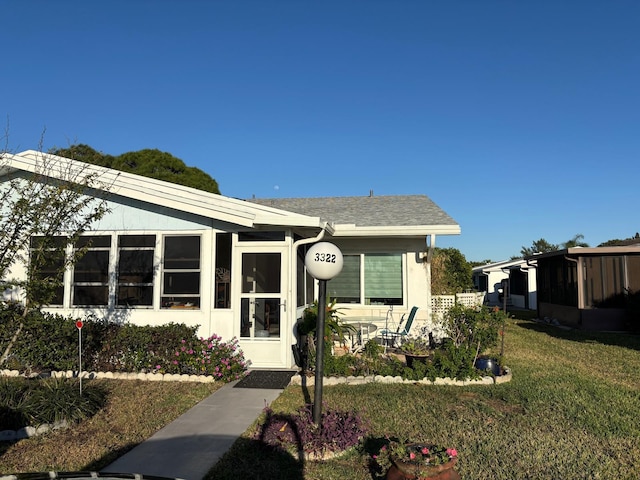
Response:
[2, 150, 461, 368]
[527, 246, 640, 331]
[472, 259, 537, 309]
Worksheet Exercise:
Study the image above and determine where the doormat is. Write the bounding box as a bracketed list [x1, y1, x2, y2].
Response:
[234, 370, 296, 389]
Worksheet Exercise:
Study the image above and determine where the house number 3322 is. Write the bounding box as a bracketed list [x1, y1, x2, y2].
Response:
[314, 252, 336, 263]
[305, 242, 343, 280]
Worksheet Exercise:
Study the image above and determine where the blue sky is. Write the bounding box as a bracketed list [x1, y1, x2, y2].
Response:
[3, 1, 638, 262]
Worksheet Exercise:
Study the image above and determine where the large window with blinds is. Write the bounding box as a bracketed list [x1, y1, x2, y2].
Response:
[328, 253, 403, 306]
[328, 255, 361, 303]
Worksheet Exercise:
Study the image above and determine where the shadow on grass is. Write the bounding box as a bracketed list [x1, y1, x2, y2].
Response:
[206, 437, 305, 479]
[516, 319, 640, 351]
[208, 410, 389, 479]
[209, 435, 389, 480]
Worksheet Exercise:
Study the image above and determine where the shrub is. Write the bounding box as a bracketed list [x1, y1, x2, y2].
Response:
[256, 404, 367, 457]
[442, 304, 504, 357]
[23, 377, 107, 425]
[90, 322, 197, 372]
[0, 378, 30, 430]
[0, 306, 79, 372]
[0, 377, 106, 429]
[164, 335, 249, 381]
[0, 303, 248, 381]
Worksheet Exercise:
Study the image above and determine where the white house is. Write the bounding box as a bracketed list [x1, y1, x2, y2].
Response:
[472, 258, 537, 310]
[2, 150, 461, 368]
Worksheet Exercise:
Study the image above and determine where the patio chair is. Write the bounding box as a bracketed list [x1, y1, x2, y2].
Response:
[378, 306, 418, 348]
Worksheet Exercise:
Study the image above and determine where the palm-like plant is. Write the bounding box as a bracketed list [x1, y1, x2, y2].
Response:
[298, 298, 356, 344]
[562, 233, 589, 248]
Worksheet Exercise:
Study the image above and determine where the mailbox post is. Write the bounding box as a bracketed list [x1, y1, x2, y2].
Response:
[304, 242, 343, 424]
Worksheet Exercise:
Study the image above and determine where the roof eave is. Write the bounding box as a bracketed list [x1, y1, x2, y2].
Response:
[253, 214, 324, 228]
[330, 224, 461, 237]
[10, 150, 322, 229]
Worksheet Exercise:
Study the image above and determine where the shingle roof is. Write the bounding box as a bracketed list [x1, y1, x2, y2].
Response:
[247, 195, 458, 228]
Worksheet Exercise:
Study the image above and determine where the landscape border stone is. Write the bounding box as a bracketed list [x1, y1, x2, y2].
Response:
[0, 369, 216, 383]
[289, 367, 512, 387]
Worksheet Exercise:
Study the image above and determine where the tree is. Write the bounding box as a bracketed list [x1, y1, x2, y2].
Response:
[430, 247, 473, 295]
[52, 144, 220, 194]
[599, 232, 640, 247]
[0, 145, 111, 364]
[520, 238, 558, 258]
[561, 233, 589, 249]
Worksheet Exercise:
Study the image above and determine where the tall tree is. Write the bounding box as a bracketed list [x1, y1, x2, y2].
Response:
[599, 232, 640, 247]
[520, 238, 558, 258]
[430, 247, 473, 295]
[0, 146, 111, 364]
[52, 144, 220, 194]
[561, 233, 589, 249]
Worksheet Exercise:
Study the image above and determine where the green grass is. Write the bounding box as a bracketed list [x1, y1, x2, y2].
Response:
[208, 318, 640, 479]
[0, 380, 221, 473]
[2, 318, 638, 479]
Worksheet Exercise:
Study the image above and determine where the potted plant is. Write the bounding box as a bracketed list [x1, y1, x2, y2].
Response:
[375, 439, 459, 480]
[400, 337, 432, 368]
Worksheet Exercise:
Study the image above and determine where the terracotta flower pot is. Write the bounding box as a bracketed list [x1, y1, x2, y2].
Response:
[386, 456, 459, 480]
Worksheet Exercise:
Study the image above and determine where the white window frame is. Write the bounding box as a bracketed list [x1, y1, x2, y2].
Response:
[328, 252, 406, 307]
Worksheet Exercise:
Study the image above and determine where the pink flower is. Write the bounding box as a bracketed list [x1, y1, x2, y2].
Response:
[409, 452, 416, 460]
[421, 447, 430, 455]
[446, 448, 458, 457]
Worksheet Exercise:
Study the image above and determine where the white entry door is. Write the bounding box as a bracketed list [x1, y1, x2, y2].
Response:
[238, 248, 289, 368]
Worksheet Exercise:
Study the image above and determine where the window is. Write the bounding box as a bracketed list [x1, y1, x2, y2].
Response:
[29, 236, 67, 306]
[475, 274, 488, 293]
[73, 235, 111, 306]
[161, 235, 201, 309]
[365, 254, 403, 305]
[215, 233, 232, 308]
[117, 235, 155, 307]
[328, 253, 404, 306]
[328, 255, 361, 303]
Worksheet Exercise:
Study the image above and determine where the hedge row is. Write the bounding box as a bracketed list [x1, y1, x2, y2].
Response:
[0, 303, 248, 382]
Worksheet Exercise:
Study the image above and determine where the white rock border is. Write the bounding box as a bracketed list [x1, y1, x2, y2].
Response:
[289, 367, 512, 387]
[0, 369, 217, 383]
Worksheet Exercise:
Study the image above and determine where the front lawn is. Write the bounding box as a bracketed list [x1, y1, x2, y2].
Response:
[2, 316, 638, 479]
[208, 317, 640, 479]
[0, 380, 221, 473]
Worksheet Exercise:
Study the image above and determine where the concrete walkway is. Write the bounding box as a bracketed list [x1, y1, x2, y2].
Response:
[101, 379, 287, 480]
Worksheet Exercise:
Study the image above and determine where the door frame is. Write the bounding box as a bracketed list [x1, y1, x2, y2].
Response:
[234, 243, 292, 368]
